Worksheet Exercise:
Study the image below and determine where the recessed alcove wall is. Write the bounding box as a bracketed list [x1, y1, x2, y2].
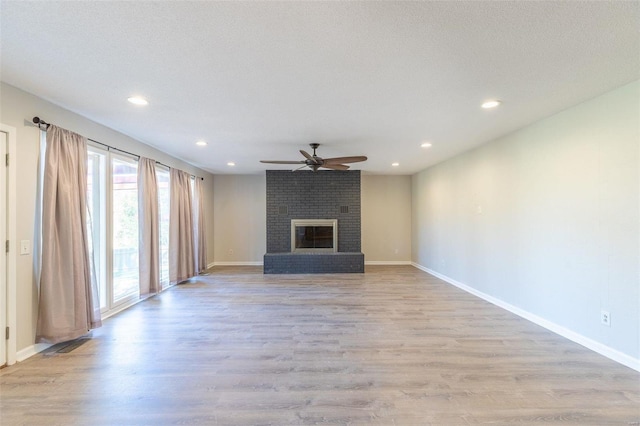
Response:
[211, 173, 412, 265]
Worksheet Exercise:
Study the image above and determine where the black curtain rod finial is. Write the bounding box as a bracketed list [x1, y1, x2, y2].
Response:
[33, 116, 50, 129]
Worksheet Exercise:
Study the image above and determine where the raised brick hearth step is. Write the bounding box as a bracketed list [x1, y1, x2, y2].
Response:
[263, 252, 365, 274]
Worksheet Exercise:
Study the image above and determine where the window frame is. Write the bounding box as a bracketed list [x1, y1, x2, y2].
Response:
[86, 144, 109, 312]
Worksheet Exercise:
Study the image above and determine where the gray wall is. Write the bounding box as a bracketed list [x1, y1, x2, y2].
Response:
[412, 80, 639, 364]
[1, 83, 216, 356]
[266, 170, 361, 253]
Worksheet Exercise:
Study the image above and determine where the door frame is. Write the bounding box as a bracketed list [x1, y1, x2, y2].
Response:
[1, 123, 17, 366]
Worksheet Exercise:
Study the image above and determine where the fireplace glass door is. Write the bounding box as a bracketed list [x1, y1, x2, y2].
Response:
[291, 219, 338, 253]
[295, 226, 334, 249]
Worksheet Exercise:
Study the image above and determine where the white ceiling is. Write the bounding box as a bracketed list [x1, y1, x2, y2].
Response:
[1, 1, 638, 175]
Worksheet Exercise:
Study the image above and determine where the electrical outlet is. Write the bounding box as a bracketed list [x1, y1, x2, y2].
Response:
[601, 310, 611, 327]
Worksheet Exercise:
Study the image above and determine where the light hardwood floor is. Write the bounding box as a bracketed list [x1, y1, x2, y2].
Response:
[1, 266, 639, 425]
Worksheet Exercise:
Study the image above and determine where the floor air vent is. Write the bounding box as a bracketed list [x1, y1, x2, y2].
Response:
[56, 338, 90, 353]
[43, 337, 91, 356]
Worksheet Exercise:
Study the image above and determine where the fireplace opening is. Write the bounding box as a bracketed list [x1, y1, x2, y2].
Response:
[296, 226, 333, 249]
[291, 219, 337, 253]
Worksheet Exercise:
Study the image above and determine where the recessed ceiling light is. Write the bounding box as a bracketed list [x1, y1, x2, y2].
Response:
[127, 96, 149, 106]
[421, 142, 432, 148]
[392, 162, 400, 167]
[481, 100, 501, 109]
[227, 162, 235, 167]
[195, 140, 207, 147]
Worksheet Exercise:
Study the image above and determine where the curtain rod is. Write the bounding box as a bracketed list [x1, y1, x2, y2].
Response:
[32, 116, 204, 180]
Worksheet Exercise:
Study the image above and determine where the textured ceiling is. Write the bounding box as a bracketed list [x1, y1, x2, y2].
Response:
[1, 1, 638, 174]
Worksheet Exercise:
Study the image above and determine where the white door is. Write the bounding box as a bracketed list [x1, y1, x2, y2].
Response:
[0, 130, 7, 366]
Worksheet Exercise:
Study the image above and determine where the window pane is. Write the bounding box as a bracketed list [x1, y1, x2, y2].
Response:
[112, 157, 139, 302]
[157, 167, 170, 288]
[87, 149, 107, 310]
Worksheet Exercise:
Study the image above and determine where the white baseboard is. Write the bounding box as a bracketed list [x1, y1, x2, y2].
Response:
[213, 261, 263, 266]
[365, 260, 412, 265]
[16, 343, 52, 362]
[206, 262, 215, 269]
[411, 262, 640, 372]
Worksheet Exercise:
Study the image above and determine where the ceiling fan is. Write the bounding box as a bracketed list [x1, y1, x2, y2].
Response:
[260, 143, 367, 171]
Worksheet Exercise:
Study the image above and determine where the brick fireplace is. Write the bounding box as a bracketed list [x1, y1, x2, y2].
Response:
[263, 170, 365, 273]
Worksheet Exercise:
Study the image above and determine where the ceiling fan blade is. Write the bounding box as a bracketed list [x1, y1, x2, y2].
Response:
[263, 145, 366, 169]
[321, 164, 350, 171]
[260, 160, 306, 164]
[323, 156, 368, 164]
[299, 150, 317, 162]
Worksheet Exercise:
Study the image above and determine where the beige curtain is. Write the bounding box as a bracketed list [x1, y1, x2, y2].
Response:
[169, 168, 195, 284]
[138, 157, 159, 296]
[36, 125, 101, 344]
[193, 177, 207, 274]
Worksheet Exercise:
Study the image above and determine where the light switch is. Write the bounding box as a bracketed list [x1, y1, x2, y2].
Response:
[20, 240, 30, 255]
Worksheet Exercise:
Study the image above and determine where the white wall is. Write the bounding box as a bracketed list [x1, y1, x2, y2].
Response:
[362, 175, 411, 263]
[412, 80, 640, 366]
[0, 83, 216, 355]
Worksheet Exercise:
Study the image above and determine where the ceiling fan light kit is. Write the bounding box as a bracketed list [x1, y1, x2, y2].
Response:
[261, 143, 367, 172]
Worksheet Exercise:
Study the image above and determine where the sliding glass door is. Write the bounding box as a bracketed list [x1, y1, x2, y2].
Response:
[111, 155, 140, 304]
[86, 147, 173, 316]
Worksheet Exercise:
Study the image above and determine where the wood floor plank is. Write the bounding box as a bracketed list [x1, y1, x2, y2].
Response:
[1, 265, 638, 425]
